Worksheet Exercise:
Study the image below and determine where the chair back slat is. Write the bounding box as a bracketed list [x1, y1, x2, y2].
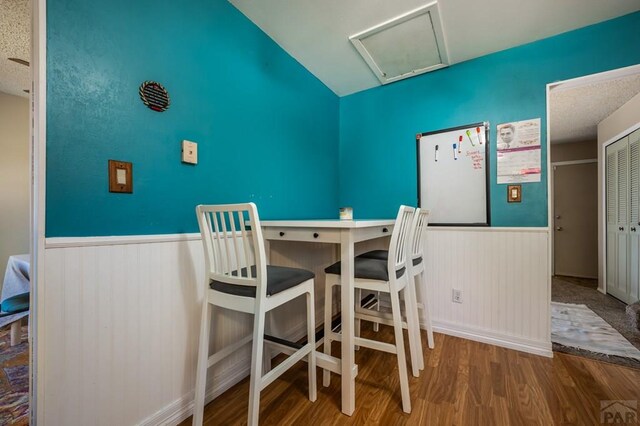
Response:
[238, 211, 254, 279]
[228, 211, 245, 276]
[387, 205, 415, 286]
[219, 211, 234, 274]
[211, 211, 227, 273]
[196, 203, 267, 294]
[410, 209, 430, 260]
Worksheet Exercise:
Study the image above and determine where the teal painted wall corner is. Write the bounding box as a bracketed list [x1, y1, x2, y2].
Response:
[46, 0, 339, 237]
[338, 11, 640, 227]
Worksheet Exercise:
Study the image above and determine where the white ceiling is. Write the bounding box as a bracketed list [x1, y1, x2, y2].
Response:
[0, 0, 30, 98]
[229, 0, 640, 96]
[550, 73, 640, 144]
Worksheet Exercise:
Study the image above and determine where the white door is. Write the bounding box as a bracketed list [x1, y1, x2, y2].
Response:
[628, 129, 640, 303]
[553, 162, 598, 278]
[606, 137, 630, 302]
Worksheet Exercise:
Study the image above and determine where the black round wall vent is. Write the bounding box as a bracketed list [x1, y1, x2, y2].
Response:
[139, 81, 170, 112]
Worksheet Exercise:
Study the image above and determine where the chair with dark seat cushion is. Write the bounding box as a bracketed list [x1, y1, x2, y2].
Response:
[358, 250, 423, 266]
[323, 205, 416, 414]
[324, 258, 405, 281]
[357, 249, 388, 261]
[211, 265, 314, 297]
[192, 203, 316, 426]
[357, 209, 434, 370]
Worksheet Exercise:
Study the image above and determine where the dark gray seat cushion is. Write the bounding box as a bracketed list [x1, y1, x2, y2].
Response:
[324, 257, 405, 281]
[357, 249, 389, 261]
[358, 250, 422, 266]
[210, 265, 314, 298]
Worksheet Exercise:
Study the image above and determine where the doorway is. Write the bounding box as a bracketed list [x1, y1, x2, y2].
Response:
[0, 0, 33, 423]
[548, 67, 640, 368]
[553, 160, 598, 279]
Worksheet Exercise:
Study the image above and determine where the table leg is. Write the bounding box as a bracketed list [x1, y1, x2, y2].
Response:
[263, 238, 272, 372]
[340, 229, 355, 416]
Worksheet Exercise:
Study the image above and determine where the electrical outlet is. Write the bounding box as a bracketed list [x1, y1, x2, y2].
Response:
[181, 140, 198, 164]
[452, 289, 463, 304]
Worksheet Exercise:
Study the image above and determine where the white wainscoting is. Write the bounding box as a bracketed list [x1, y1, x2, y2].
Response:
[424, 227, 552, 357]
[41, 227, 550, 425]
[41, 233, 357, 426]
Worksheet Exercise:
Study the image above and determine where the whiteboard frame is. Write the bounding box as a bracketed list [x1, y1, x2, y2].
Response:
[416, 121, 491, 226]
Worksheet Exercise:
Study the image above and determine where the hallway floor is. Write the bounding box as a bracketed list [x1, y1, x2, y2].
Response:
[552, 275, 640, 368]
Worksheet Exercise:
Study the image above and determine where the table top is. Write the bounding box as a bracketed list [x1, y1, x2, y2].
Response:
[259, 219, 394, 229]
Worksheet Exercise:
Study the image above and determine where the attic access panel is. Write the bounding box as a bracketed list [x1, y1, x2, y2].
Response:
[350, 2, 449, 85]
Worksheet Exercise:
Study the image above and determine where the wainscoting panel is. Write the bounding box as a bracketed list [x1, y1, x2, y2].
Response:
[43, 238, 204, 425]
[40, 228, 550, 425]
[424, 228, 551, 355]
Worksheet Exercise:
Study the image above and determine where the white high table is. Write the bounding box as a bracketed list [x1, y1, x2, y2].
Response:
[259, 219, 394, 416]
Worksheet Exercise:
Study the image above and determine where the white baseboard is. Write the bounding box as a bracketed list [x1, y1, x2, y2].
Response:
[429, 320, 553, 358]
[138, 356, 251, 426]
[138, 320, 310, 426]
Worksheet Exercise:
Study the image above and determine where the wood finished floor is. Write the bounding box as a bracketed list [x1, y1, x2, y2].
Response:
[181, 324, 640, 425]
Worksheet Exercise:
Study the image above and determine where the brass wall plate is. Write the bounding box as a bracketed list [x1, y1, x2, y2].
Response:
[507, 185, 521, 203]
[108, 160, 133, 193]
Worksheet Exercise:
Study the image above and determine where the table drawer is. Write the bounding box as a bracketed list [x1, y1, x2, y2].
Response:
[263, 227, 341, 243]
[354, 225, 393, 243]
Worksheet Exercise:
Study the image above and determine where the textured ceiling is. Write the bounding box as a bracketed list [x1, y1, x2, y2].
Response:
[550, 73, 640, 144]
[229, 0, 640, 96]
[0, 0, 30, 98]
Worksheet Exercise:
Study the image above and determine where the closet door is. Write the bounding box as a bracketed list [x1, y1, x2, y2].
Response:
[629, 129, 640, 303]
[606, 137, 629, 302]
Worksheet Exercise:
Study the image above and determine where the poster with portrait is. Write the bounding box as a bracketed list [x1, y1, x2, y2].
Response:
[496, 118, 541, 184]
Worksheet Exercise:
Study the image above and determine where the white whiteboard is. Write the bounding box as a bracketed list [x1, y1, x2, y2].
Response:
[417, 122, 490, 225]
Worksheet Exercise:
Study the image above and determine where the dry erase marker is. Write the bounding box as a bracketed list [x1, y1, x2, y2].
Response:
[466, 129, 475, 146]
[453, 143, 458, 160]
[458, 135, 463, 153]
[435, 144, 439, 162]
[476, 127, 484, 145]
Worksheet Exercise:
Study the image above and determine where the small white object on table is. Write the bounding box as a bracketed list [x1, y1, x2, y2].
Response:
[259, 219, 393, 416]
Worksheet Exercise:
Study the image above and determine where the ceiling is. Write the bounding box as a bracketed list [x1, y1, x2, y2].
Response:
[1, 1, 639, 99]
[550, 73, 640, 144]
[229, 0, 640, 96]
[0, 0, 30, 98]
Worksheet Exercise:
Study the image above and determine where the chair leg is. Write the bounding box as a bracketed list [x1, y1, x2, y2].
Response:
[10, 320, 21, 346]
[419, 270, 434, 349]
[323, 280, 333, 387]
[306, 290, 317, 402]
[355, 288, 361, 350]
[373, 291, 380, 332]
[263, 311, 274, 374]
[404, 283, 421, 377]
[193, 302, 212, 426]
[248, 306, 266, 426]
[390, 290, 412, 414]
[411, 275, 425, 371]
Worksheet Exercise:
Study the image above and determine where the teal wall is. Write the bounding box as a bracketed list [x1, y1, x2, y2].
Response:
[47, 7, 640, 236]
[339, 12, 640, 226]
[46, 0, 339, 237]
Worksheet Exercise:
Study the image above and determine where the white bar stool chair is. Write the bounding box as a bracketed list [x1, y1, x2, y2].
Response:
[323, 205, 415, 413]
[193, 203, 317, 426]
[356, 208, 434, 373]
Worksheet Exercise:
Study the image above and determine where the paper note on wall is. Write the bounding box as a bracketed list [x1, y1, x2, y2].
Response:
[496, 118, 541, 184]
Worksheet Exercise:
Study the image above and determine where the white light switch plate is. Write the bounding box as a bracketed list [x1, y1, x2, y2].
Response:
[182, 140, 198, 164]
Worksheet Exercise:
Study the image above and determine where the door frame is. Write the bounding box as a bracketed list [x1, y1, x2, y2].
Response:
[546, 63, 640, 297]
[550, 159, 597, 277]
[30, 0, 46, 423]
